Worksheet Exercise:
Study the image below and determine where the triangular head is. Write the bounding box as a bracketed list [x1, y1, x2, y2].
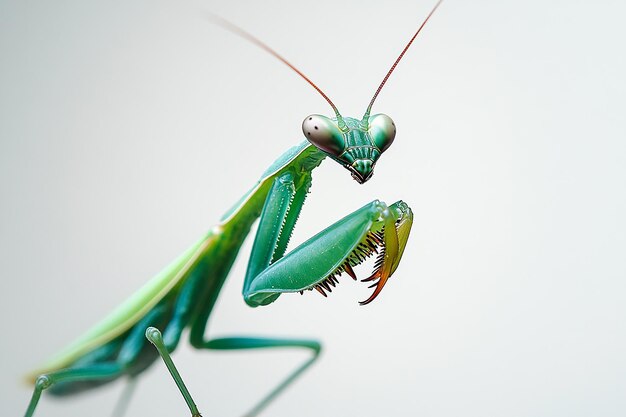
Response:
[211, 0, 442, 182]
[303, 114, 395, 183]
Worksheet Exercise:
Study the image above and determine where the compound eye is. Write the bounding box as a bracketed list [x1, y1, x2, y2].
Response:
[302, 114, 345, 156]
[368, 114, 396, 153]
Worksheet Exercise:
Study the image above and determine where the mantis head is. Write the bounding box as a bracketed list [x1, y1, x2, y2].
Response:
[301, 0, 441, 183]
[211, 0, 442, 183]
[302, 113, 395, 184]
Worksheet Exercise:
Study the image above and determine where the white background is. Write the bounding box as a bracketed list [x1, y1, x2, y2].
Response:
[1, 1, 625, 416]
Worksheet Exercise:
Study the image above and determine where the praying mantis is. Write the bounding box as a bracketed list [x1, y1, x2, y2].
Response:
[22, 2, 442, 416]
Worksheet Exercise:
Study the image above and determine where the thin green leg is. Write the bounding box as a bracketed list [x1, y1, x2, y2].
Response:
[145, 327, 201, 417]
[111, 377, 138, 417]
[25, 363, 123, 417]
[25, 305, 168, 417]
[149, 324, 321, 417]
[200, 336, 322, 417]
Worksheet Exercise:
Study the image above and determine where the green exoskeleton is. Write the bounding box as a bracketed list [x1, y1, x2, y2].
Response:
[23, 2, 442, 416]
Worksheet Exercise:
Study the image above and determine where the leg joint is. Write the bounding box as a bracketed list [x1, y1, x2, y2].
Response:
[35, 374, 52, 390]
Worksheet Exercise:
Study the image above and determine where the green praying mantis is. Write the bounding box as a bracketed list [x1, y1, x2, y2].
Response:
[22, 2, 442, 417]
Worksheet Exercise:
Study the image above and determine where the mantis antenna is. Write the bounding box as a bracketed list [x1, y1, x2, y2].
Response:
[207, 13, 347, 129]
[362, 0, 444, 124]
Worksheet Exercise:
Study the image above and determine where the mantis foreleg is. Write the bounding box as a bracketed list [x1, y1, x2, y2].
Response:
[242, 171, 413, 307]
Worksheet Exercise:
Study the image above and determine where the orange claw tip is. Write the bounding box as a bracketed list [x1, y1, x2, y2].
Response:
[358, 270, 390, 306]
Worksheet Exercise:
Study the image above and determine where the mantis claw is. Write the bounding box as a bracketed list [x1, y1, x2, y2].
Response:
[358, 201, 413, 305]
[245, 200, 413, 306]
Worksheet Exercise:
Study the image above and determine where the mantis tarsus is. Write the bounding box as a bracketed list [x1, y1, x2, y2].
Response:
[23, 2, 442, 416]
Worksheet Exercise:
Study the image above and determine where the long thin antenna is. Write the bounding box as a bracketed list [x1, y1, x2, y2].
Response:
[363, 0, 443, 122]
[207, 14, 345, 127]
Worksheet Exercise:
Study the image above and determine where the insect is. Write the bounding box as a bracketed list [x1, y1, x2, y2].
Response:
[22, 2, 442, 417]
